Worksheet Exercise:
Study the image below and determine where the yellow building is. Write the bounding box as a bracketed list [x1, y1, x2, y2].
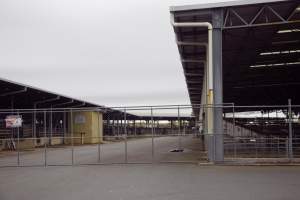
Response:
[66, 111, 103, 145]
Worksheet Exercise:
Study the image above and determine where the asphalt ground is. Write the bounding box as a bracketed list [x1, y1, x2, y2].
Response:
[0, 164, 300, 200]
[0, 135, 205, 166]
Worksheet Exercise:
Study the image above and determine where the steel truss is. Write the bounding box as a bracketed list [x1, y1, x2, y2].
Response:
[223, 4, 300, 29]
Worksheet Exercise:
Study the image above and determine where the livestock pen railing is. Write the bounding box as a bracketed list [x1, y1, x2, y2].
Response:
[0, 134, 204, 167]
[0, 103, 300, 166]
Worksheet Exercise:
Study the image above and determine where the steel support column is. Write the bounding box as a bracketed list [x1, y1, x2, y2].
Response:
[288, 99, 293, 159]
[50, 107, 53, 143]
[212, 9, 224, 162]
[63, 111, 66, 144]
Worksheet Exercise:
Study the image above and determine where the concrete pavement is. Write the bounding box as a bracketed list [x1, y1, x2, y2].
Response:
[0, 135, 206, 166]
[0, 165, 300, 200]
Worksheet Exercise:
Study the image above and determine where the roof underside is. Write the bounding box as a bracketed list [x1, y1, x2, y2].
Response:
[0, 78, 100, 109]
[171, 0, 300, 115]
[0, 78, 194, 120]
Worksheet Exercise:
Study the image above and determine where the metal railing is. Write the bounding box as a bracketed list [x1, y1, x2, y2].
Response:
[224, 136, 300, 159]
[0, 103, 300, 166]
[0, 134, 204, 167]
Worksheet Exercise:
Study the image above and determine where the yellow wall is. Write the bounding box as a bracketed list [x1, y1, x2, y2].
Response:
[67, 111, 103, 144]
[16, 139, 35, 150]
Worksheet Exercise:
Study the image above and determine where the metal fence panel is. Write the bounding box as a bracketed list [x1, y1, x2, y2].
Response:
[1, 104, 300, 166]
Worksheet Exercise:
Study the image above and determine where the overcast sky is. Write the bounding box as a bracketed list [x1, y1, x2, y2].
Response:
[0, 0, 230, 107]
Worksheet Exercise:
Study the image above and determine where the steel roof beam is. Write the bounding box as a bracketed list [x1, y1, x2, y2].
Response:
[189, 88, 202, 91]
[52, 99, 74, 108]
[34, 96, 60, 108]
[70, 102, 86, 108]
[190, 93, 202, 95]
[187, 82, 202, 85]
[177, 41, 208, 46]
[0, 87, 27, 97]
[222, 3, 300, 29]
[181, 59, 206, 63]
[184, 72, 203, 76]
[186, 80, 202, 84]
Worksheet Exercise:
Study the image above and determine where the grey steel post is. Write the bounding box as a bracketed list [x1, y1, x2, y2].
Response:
[255, 139, 258, 158]
[151, 107, 154, 163]
[98, 142, 101, 163]
[44, 110, 47, 166]
[288, 99, 293, 159]
[212, 8, 224, 162]
[124, 108, 127, 163]
[285, 137, 289, 158]
[63, 111, 66, 144]
[50, 107, 53, 145]
[232, 104, 235, 137]
[277, 137, 279, 157]
[117, 120, 120, 136]
[134, 120, 136, 136]
[112, 119, 115, 135]
[71, 110, 74, 165]
[234, 139, 237, 159]
[98, 111, 101, 163]
[125, 134, 127, 163]
[33, 104, 37, 138]
[213, 134, 216, 161]
[177, 106, 182, 150]
[241, 125, 243, 136]
[107, 114, 110, 136]
[261, 111, 264, 137]
[17, 110, 20, 166]
[120, 119, 123, 135]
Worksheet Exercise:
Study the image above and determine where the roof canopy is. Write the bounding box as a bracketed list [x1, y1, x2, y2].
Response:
[0, 77, 101, 109]
[171, 0, 300, 112]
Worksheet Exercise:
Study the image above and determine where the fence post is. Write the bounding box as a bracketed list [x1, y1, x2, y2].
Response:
[178, 106, 182, 150]
[117, 120, 120, 136]
[234, 139, 237, 159]
[33, 106, 36, 139]
[71, 110, 74, 166]
[255, 139, 258, 158]
[50, 106, 53, 145]
[277, 137, 279, 157]
[17, 110, 20, 166]
[213, 134, 216, 161]
[151, 107, 154, 163]
[133, 120, 136, 136]
[63, 110, 66, 144]
[124, 108, 127, 163]
[288, 99, 293, 159]
[285, 137, 288, 158]
[44, 110, 47, 167]
[232, 104, 235, 137]
[98, 110, 101, 163]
